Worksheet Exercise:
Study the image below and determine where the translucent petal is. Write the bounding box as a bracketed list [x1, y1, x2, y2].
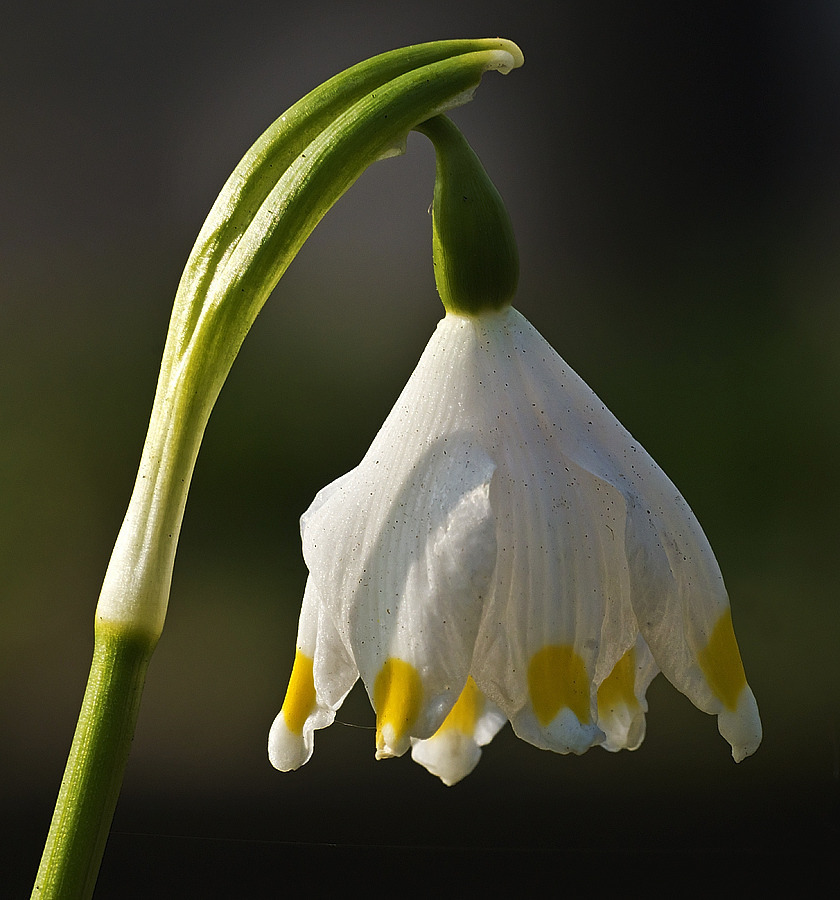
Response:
[429, 311, 629, 753]
[299, 334, 500, 754]
[596, 635, 659, 752]
[614, 428, 763, 758]
[450, 307, 760, 760]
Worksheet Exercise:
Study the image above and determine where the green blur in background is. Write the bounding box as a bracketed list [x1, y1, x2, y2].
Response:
[2, 1, 838, 892]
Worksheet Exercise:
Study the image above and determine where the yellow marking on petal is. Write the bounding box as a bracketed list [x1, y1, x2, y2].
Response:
[597, 646, 640, 715]
[528, 645, 590, 726]
[698, 609, 747, 711]
[281, 650, 316, 735]
[373, 658, 423, 751]
[435, 677, 484, 737]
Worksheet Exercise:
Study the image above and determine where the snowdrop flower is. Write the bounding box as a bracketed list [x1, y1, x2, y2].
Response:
[268, 115, 761, 785]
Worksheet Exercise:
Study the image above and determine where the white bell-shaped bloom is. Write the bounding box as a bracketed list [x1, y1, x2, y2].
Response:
[268, 306, 761, 785]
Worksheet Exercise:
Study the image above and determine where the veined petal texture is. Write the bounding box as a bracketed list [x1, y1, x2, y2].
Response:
[270, 306, 761, 782]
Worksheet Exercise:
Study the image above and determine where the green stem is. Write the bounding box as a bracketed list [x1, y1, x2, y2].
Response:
[32, 39, 522, 898]
[32, 625, 157, 900]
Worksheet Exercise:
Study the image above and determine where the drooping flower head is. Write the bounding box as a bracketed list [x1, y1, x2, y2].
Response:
[268, 115, 761, 785]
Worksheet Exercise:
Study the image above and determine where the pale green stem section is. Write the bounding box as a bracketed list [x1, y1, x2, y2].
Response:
[32, 39, 522, 899]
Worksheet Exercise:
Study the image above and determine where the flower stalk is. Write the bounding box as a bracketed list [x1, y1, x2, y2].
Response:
[32, 39, 523, 899]
[414, 114, 519, 315]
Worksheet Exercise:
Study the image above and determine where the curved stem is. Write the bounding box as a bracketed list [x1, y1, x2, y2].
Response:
[97, 38, 523, 639]
[32, 39, 523, 899]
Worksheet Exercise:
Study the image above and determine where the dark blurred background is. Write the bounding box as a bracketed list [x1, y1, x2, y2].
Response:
[3, 0, 838, 893]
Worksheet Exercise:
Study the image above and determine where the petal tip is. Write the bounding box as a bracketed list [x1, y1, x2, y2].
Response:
[411, 731, 483, 786]
[268, 711, 312, 772]
[598, 705, 648, 753]
[718, 686, 762, 762]
[375, 721, 412, 760]
[513, 706, 605, 756]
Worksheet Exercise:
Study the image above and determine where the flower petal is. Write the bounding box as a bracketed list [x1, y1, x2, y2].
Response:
[268, 575, 359, 771]
[622, 485, 762, 759]
[464, 307, 760, 761]
[438, 311, 627, 753]
[300, 331, 500, 754]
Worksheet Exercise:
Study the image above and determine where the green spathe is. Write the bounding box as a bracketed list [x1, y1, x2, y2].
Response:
[417, 114, 519, 316]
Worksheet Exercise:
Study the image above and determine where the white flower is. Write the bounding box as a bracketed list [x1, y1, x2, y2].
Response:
[268, 306, 761, 785]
